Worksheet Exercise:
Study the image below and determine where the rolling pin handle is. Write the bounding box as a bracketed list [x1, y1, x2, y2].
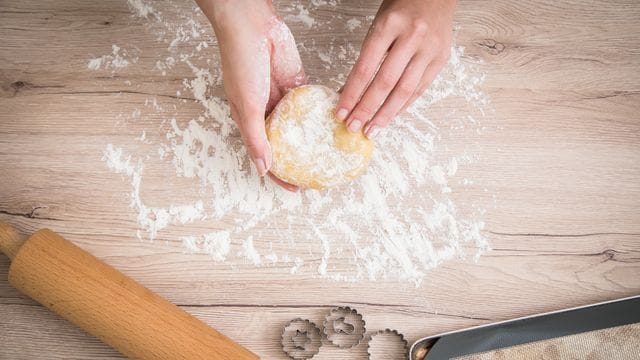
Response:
[0, 221, 27, 261]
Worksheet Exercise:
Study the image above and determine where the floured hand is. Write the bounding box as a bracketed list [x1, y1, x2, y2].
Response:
[197, 0, 306, 190]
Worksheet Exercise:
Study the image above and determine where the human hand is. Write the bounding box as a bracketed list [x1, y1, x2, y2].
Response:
[197, 0, 306, 191]
[335, 0, 456, 138]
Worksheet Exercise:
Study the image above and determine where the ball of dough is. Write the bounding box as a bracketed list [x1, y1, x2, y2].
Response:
[266, 85, 373, 189]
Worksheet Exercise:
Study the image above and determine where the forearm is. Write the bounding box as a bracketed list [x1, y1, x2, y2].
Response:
[195, 0, 275, 32]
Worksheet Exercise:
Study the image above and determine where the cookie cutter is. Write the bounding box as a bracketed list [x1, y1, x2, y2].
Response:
[367, 329, 408, 360]
[322, 306, 366, 348]
[281, 318, 323, 359]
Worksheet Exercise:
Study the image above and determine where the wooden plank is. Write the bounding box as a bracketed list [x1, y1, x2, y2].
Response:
[1, 0, 639, 358]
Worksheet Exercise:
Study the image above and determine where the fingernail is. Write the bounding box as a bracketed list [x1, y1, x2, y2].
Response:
[366, 125, 381, 139]
[336, 108, 348, 121]
[348, 119, 362, 133]
[255, 158, 267, 177]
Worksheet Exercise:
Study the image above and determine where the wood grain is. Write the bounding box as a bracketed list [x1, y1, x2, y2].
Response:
[1, 0, 639, 359]
[3, 225, 258, 359]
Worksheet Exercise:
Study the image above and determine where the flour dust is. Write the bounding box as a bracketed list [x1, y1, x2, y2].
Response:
[96, 0, 491, 286]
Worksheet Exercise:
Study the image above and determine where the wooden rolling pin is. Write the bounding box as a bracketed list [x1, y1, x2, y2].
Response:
[0, 221, 259, 359]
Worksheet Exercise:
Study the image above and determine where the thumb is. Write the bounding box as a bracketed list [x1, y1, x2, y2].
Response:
[230, 101, 272, 177]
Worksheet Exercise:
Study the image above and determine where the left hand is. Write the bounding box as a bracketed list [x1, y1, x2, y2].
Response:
[335, 0, 456, 139]
[196, 0, 306, 191]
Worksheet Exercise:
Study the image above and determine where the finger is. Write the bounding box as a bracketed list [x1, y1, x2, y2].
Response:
[345, 42, 415, 133]
[216, 22, 274, 177]
[268, 172, 299, 192]
[335, 26, 394, 122]
[401, 58, 446, 113]
[364, 54, 430, 138]
[229, 100, 272, 177]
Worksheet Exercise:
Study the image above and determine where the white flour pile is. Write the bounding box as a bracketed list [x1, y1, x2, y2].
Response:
[97, 0, 491, 286]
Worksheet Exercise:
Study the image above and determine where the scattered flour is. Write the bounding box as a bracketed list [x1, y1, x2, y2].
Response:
[102, 144, 205, 241]
[203, 232, 232, 261]
[345, 18, 362, 32]
[311, 0, 339, 6]
[127, 0, 156, 19]
[98, 0, 491, 286]
[181, 235, 199, 254]
[87, 45, 138, 71]
[241, 236, 262, 266]
[284, 3, 316, 29]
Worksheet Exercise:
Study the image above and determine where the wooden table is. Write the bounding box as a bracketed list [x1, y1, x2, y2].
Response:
[1, 0, 639, 359]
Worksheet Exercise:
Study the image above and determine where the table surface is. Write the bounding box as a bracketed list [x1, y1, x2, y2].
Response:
[1, 0, 639, 359]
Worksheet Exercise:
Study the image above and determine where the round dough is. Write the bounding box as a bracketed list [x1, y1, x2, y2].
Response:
[266, 85, 373, 189]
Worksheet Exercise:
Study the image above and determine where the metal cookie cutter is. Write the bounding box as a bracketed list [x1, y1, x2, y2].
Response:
[322, 306, 366, 348]
[367, 329, 408, 360]
[281, 318, 322, 359]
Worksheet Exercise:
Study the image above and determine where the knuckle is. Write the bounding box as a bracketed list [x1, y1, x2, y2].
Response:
[354, 103, 376, 119]
[378, 72, 397, 90]
[353, 63, 374, 82]
[236, 100, 263, 119]
[382, 11, 402, 28]
[338, 92, 357, 108]
[244, 142, 261, 154]
[242, 131, 263, 146]
[411, 20, 429, 37]
[374, 11, 401, 33]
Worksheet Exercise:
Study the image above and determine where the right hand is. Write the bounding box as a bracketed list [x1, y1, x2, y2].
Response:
[197, 0, 306, 191]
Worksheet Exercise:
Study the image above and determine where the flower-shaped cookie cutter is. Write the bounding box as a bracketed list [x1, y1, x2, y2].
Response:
[322, 306, 366, 348]
[367, 329, 408, 360]
[281, 318, 322, 359]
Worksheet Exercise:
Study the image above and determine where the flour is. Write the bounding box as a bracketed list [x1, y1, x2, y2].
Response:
[181, 236, 199, 254]
[269, 86, 369, 188]
[345, 18, 362, 32]
[241, 236, 262, 266]
[310, 0, 339, 6]
[87, 45, 137, 71]
[203, 232, 230, 261]
[169, 19, 203, 50]
[102, 144, 205, 241]
[431, 166, 447, 186]
[98, 0, 491, 286]
[155, 57, 176, 76]
[284, 3, 316, 29]
[127, 0, 156, 19]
